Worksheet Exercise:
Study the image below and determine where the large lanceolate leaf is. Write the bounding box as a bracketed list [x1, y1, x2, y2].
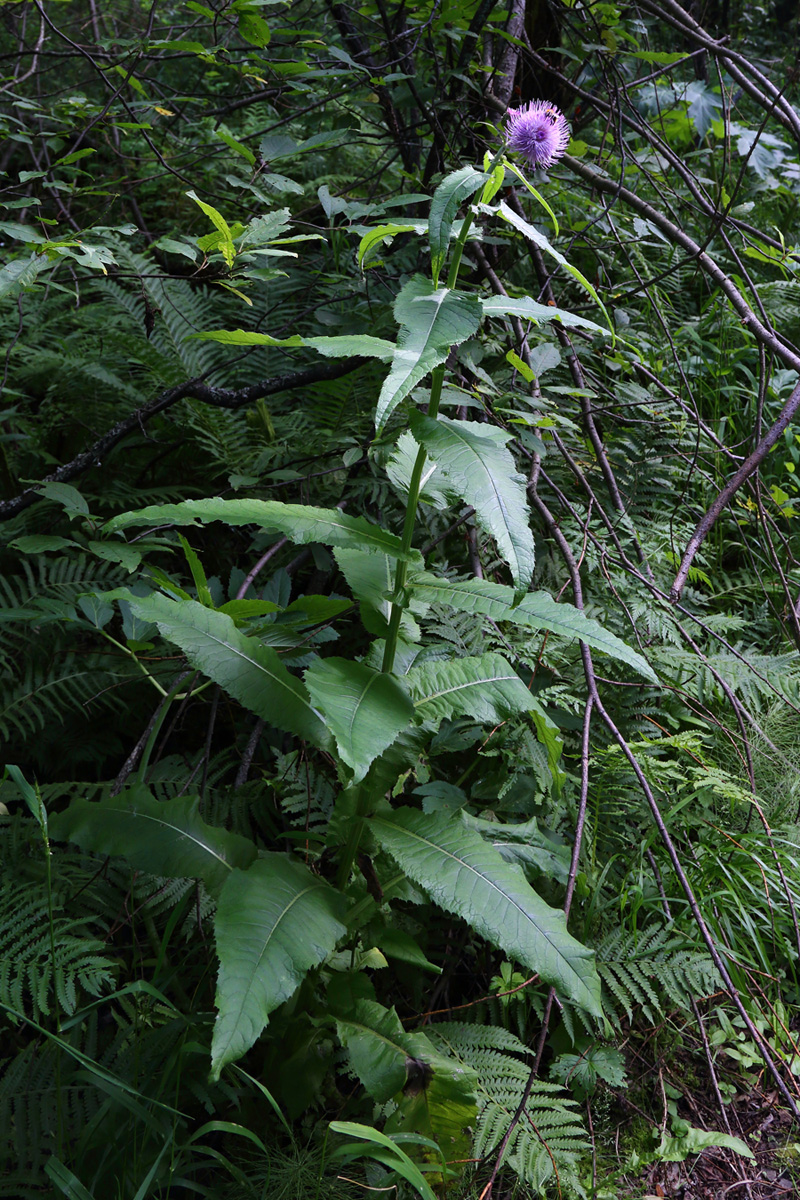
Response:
[50, 784, 256, 897]
[375, 276, 483, 431]
[408, 411, 535, 598]
[304, 657, 414, 782]
[408, 652, 541, 725]
[211, 855, 346, 1079]
[482, 294, 609, 335]
[105, 498, 419, 562]
[405, 652, 564, 789]
[121, 593, 329, 745]
[407, 575, 658, 683]
[371, 809, 601, 1016]
[428, 166, 488, 286]
[406, 651, 562, 783]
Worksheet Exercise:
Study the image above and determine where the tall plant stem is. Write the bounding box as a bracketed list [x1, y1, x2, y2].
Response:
[381, 205, 479, 674]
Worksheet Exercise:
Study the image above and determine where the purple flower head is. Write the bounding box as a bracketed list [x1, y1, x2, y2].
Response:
[505, 101, 570, 169]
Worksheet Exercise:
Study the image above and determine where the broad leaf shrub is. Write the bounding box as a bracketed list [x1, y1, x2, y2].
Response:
[2, 2, 800, 1197]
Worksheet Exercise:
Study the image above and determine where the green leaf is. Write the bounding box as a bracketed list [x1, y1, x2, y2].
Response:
[45, 1157, 95, 1200]
[428, 166, 488, 286]
[190, 326, 396, 361]
[406, 653, 564, 787]
[211, 855, 346, 1078]
[0, 254, 48, 299]
[407, 575, 658, 683]
[329, 1122, 438, 1200]
[11, 535, 77, 554]
[461, 812, 570, 883]
[407, 652, 541, 725]
[104, 498, 420, 562]
[330, 984, 477, 1159]
[482, 294, 609, 335]
[216, 128, 256, 166]
[371, 808, 602, 1017]
[238, 11, 270, 46]
[358, 223, 418, 271]
[408, 411, 535, 598]
[304, 658, 414, 782]
[376, 276, 483, 431]
[187, 190, 235, 267]
[657, 1126, 754, 1163]
[118, 592, 329, 745]
[492, 201, 613, 338]
[50, 784, 256, 898]
[334, 548, 421, 640]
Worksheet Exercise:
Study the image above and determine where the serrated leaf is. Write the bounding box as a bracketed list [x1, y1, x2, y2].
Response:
[407, 575, 658, 682]
[305, 657, 414, 781]
[483, 294, 608, 335]
[104, 498, 419, 561]
[461, 812, 570, 883]
[385, 430, 451, 509]
[50, 784, 256, 897]
[0, 254, 48, 299]
[370, 808, 601, 1016]
[376, 276, 483, 431]
[657, 1126, 754, 1163]
[428, 166, 488, 286]
[407, 652, 539, 725]
[211, 856, 346, 1078]
[119, 592, 328, 745]
[408, 411, 535, 598]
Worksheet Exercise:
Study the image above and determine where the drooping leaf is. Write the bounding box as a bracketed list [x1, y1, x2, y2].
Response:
[329, 1123, 438, 1200]
[50, 784, 256, 897]
[482, 294, 609, 335]
[370, 808, 602, 1016]
[407, 652, 563, 785]
[376, 276, 483, 431]
[118, 592, 329, 745]
[408, 411, 535, 598]
[190, 326, 396, 360]
[211, 855, 346, 1078]
[358, 222, 419, 271]
[304, 657, 414, 781]
[407, 574, 658, 682]
[187, 190, 236, 267]
[105, 498, 419, 561]
[491, 201, 613, 337]
[428, 166, 488, 286]
[657, 1126, 755, 1163]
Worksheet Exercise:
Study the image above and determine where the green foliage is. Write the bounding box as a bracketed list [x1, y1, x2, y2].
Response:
[3, 0, 800, 1195]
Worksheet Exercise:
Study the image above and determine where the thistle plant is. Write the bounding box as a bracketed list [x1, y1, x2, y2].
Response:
[505, 101, 571, 170]
[48, 109, 638, 1195]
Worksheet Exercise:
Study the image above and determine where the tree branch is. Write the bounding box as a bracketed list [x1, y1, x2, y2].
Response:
[0, 358, 365, 521]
